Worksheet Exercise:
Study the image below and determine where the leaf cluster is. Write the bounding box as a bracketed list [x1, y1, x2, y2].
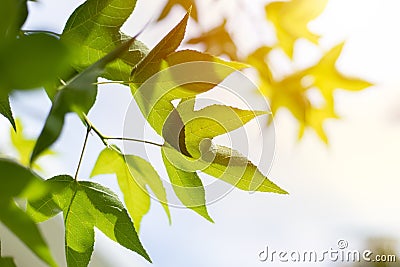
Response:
[0, 0, 287, 266]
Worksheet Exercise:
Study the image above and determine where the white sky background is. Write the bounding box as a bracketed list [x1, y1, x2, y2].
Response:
[1, 0, 400, 266]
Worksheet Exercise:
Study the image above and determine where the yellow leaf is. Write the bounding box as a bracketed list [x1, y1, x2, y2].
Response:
[309, 43, 373, 107]
[157, 0, 198, 22]
[266, 0, 328, 58]
[187, 19, 238, 60]
[298, 105, 338, 144]
[10, 119, 54, 170]
[248, 46, 339, 143]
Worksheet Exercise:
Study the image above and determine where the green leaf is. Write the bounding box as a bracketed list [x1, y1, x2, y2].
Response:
[202, 145, 288, 193]
[0, 96, 16, 131]
[161, 149, 213, 222]
[11, 119, 54, 169]
[30, 37, 138, 163]
[28, 175, 151, 267]
[0, 33, 71, 90]
[90, 146, 170, 231]
[177, 101, 269, 158]
[133, 49, 248, 138]
[61, 0, 147, 82]
[0, 0, 28, 42]
[157, 0, 198, 22]
[0, 256, 17, 267]
[0, 159, 57, 267]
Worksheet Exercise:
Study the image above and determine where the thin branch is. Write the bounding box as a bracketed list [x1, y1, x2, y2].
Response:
[74, 126, 91, 181]
[104, 137, 163, 147]
[21, 30, 61, 37]
[82, 114, 163, 148]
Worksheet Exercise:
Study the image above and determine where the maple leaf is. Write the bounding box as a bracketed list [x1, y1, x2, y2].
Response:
[187, 19, 238, 60]
[265, 0, 328, 58]
[247, 43, 371, 143]
[157, 0, 198, 22]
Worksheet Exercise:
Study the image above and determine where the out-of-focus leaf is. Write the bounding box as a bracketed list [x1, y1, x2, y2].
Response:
[10, 119, 55, 170]
[0, 33, 71, 90]
[0, 0, 28, 42]
[161, 148, 213, 222]
[30, 37, 138, 163]
[28, 175, 151, 267]
[0, 96, 16, 131]
[157, 0, 198, 22]
[91, 146, 170, 231]
[0, 256, 17, 267]
[187, 19, 238, 60]
[131, 9, 190, 84]
[265, 0, 328, 58]
[61, 0, 147, 82]
[0, 159, 57, 267]
[309, 42, 373, 107]
[247, 43, 371, 143]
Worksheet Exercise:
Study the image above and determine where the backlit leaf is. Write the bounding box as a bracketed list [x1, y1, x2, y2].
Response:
[157, 0, 198, 22]
[247, 43, 371, 143]
[177, 100, 269, 158]
[187, 19, 238, 60]
[61, 0, 147, 82]
[309, 42, 373, 107]
[0, 96, 16, 131]
[161, 148, 213, 222]
[202, 144, 288, 193]
[0, 159, 57, 267]
[28, 175, 151, 267]
[131, 9, 190, 84]
[265, 0, 328, 58]
[11, 119, 54, 169]
[134, 49, 248, 138]
[0, 33, 70, 90]
[91, 146, 170, 231]
[30, 37, 138, 163]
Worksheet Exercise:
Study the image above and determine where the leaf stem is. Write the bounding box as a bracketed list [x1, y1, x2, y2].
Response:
[21, 30, 61, 37]
[82, 114, 163, 148]
[103, 137, 163, 147]
[74, 126, 91, 181]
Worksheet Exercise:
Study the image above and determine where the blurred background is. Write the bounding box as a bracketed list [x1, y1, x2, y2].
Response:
[1, 0, 400, 266]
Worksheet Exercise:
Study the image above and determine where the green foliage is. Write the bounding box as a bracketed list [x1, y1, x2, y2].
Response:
[10, 119, 54, 170]
[30, 37, 138, 163]
[3, 0, 374, 266]
[91, 146, 170, 231]
[61, 0, 147, 82]
[0, 242, 17, 267]
[162, 149, 213, 222]
[28, 175, 150, 266]
[0, 159, 57, 267]
[0, 96, 15, 131]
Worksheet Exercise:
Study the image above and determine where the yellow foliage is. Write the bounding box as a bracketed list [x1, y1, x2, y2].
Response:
[266, 0, 329, 58]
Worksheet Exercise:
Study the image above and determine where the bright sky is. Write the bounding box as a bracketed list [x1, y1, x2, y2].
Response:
[1, 0, 400, 267]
